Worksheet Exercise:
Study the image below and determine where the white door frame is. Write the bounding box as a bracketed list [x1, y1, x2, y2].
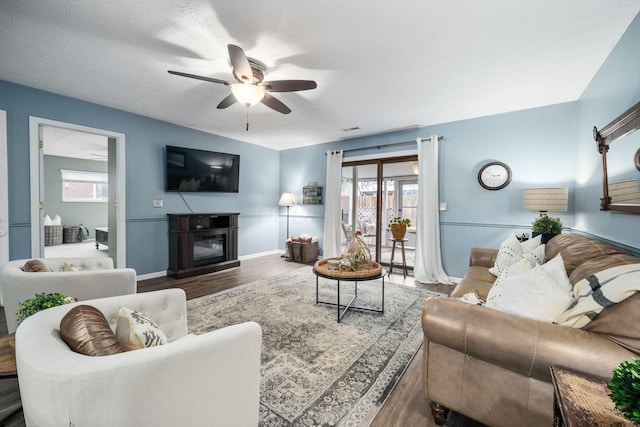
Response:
[0, 110, 8, 264]
[29, 117, 127, 267]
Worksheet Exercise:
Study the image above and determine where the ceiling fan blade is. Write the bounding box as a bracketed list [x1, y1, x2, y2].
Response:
[228, 44, 253, 84]
[260, 80, 317, 92]
[168, 70, 230, 86]
[260, 93, 291, 114]
[216, 94, 237, 109]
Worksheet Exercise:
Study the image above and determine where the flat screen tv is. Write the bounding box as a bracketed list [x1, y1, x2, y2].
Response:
[165, 145, 240, 193]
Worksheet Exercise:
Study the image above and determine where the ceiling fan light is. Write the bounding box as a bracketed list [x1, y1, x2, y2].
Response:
[231, 84, 266, 107]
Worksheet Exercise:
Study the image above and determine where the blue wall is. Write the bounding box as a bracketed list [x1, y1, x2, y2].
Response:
[574, 11, 640, 248]
[280, 104, 578, 277]
[0, 81, 281, 274]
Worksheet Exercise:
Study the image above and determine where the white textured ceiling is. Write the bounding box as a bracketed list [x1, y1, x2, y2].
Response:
[1, 1, 639, 151]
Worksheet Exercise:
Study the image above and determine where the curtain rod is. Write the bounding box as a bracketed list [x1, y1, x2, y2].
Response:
[327, 136, 444, 155]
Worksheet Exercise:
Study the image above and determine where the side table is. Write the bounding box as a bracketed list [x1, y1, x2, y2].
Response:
[388, 238, 408, 278]
[550, 366, 633, 426]
[0, 333, 17, 377]
[0, 333, 22, 424]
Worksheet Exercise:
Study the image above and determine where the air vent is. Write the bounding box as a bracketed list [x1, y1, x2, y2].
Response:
[342, 126, 360, 132]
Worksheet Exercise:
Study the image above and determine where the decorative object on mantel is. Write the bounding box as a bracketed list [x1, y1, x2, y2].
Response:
[608, 357, 640, 425]
[302, 182, 323, 204]
[16, 292, 77, 326]
[387, 216, 412, 240]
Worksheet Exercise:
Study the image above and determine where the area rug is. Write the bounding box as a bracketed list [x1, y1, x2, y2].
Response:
[187, 267, 443, 426]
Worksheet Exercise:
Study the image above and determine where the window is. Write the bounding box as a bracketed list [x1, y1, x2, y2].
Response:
[61, 169, 108, 202]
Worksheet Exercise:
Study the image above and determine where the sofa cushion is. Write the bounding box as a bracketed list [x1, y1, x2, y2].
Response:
[59, 305, 123, 356]
[546, 233, 627, 277]
[497, 254, 573, 322]
[116, 306, 168, 351]
[450, 266, 497, 298]
[489, 233, 545, 277]
[22, 260, 52, 273]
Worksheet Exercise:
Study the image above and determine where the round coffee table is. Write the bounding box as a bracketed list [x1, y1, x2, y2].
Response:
[313, 267, 387, 322]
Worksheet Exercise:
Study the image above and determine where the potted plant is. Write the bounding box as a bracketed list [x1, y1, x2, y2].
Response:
[387, 217, 412, 240]
[531, 214, 563, 244]
[16, 292, 77, 325]
[608, 358, 640, 425]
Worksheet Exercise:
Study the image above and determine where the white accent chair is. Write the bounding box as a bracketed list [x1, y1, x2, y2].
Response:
[16, 289, 262, 427]
[0, 257, 136, 333]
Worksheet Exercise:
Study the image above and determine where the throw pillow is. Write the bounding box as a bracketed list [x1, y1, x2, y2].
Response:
[489, 233, 546, 277]
[116, 306, 168, 351]
[22, 259, 53, 272]
[59, 305, 123, 356]
[520, 233, 542, 253]
[485, 257, 537, 310]
[555, 264, 640, 328]
[497, 253, 573, 322]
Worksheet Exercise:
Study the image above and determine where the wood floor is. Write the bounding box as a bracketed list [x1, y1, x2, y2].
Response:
[0, 254, 466, 426]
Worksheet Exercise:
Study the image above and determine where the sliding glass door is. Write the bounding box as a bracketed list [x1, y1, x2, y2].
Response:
[341, 156, 417, 271]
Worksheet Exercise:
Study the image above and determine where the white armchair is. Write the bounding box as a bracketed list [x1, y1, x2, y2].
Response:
[16, 289, 262, 427]
[0, 257, 137, 333]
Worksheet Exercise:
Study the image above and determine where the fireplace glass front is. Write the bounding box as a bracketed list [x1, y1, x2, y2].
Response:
[193, 234, 226, 266]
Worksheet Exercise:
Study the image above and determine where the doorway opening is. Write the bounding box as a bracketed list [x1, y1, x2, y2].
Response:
[341, 155, 418, 272]
[29, 117, 126, 267]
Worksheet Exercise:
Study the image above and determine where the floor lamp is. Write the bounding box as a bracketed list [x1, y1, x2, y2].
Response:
[279, 192, 297, 239]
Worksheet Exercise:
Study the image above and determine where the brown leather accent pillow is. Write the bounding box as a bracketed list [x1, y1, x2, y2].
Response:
[60, 305, 123, 356]
[22, 259, 53, 272]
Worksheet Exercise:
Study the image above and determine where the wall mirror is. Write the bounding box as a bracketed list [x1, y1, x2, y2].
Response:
[593, 100, 640, 214]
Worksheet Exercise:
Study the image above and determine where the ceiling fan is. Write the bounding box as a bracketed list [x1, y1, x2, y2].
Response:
[168, 44, 317, 116]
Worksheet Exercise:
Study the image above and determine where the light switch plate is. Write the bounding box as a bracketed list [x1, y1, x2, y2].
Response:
[439, 202, 448, 211]
[153, 199, 163, 208]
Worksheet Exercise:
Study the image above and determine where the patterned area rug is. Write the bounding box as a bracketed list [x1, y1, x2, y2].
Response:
[187, 267, 443, 426]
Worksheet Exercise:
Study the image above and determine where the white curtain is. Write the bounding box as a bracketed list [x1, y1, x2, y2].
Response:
[414, 136, 452, 284]
[322, 150, 343, 258]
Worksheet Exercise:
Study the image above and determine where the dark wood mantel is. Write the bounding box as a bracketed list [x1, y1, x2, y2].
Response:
[167, 213, 240, 279]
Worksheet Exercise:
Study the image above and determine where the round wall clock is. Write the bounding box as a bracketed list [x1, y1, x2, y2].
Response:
[478, 161, 512, 190]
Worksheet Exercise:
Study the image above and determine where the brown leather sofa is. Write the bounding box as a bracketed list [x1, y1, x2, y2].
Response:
[421, 233, 640, 427]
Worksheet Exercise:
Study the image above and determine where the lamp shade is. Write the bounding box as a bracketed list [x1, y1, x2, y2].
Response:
[524, 188, 568, 212]
[278, 192, 297, 207]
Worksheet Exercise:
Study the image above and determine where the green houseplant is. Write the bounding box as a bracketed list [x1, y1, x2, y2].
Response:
[531, 214, 563, 244]
[16, 292, 77, 325]
[608, 358, 640, 425]
[387, 217, 412, 240]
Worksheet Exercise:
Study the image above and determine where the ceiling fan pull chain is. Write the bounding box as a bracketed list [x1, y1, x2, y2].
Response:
[246, 109, 249, 131]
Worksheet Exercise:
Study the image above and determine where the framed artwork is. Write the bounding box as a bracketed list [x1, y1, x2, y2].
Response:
[303, 182, 323, 204]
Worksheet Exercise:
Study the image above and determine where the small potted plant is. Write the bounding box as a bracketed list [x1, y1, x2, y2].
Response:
[387, 217, 412, 240]
[608, 358, 640, 425]
[16, 292, 77, 325]
[531, 214, 563, 244]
